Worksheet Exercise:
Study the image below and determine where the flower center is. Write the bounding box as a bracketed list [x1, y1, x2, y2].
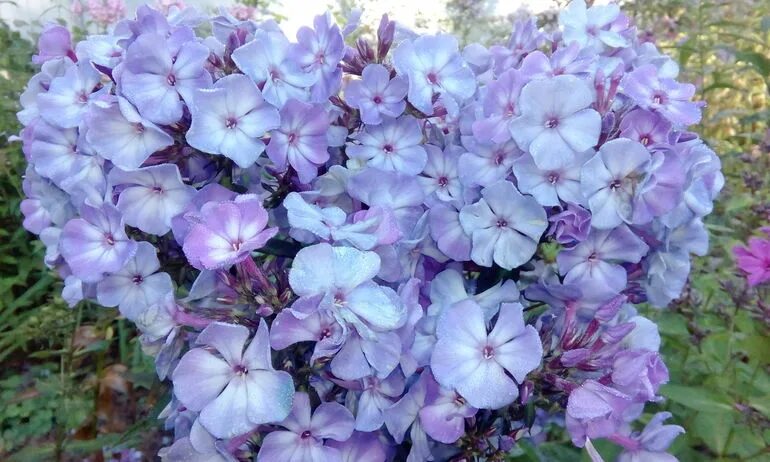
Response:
[166, 73, 176, 86]
[132, 274, 144, 285]
[269, 67, 281, 81]
[454, 394, 467, 407]
[233, 364, 248, 375]
[438, 176, 449, 187]
[652, 92, 666, 105]
[494, 151, 505, 166]
[333, 291, 345, 306]
[372, 95, 383, 104]
[545, 117, 559, 129]
[134, 123, 145, 134]
[288, 132, 298, 145]
[482, 345, 495, 359]
[225, 117, 238, 129]
[152, 186, 164, 194]
[609, 179, 623, 190]
[383, 144, 394, 153]
[104, 233, 115, 246]
[319, 328, 332, 340]
[231, 240, 243, 251]
[496, 219, 508, 228]
[77, 92, 88, 104]
[300, 430, 312, 439]
[426, 72, 439, 85]
[639, 134, 651, 146]
[547, 172, 560, 184]
[587, 252, 599, 263]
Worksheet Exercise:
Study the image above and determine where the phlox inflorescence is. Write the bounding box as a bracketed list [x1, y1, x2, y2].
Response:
[18, 0, 721, 460]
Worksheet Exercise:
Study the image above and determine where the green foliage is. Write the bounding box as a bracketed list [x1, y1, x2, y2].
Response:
[0, 16, 164, 460]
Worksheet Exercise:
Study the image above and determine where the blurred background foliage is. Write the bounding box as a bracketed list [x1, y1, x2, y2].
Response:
[0, 0, 768, 460]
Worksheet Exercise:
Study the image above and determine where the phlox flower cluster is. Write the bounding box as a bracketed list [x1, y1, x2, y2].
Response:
[18, 0, 721, 460]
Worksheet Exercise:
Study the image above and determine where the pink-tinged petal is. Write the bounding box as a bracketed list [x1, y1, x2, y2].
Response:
[455, 360, 518, 409]
[355, 389, 388, 432]
[282, 391, 313, 434]
[559, 109, 601, 152]
[257, 431, 303, 462]
[242, 319, 274, 371]
[331, 335, 371, 380]
[494, 325, 543, 382]
[346, 283, 406, 331]
[326, 431, 388, 462]
[311, 402, 355, 441]
[487, 302, 526, 346]
[172, 348, 231, 412]
[270, 309, 322, 349]
[245, 369, 295, 425]
[419, 402, 465, 443]
[360, 331, 402, 378]
[432, 343, 483, 389]
[196, 322, 248, 366]
[435, 299, 487, 345]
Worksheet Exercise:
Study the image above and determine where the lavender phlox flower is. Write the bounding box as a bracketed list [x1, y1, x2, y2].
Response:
[428, 203, 471, 262]
[232, 29, 317, 108]
[86, 96, 174, 170]
[171, 321, 295, 438]
[548, 203, 592, 245]
[182, 194, 278, 270]
[37, 61, 106, 128]
[345, 64, 407, 125]
[346, 167, 426, 233]
[257, 391, 354, 462]
[518, 42, 595, 79]
[559, 0, 629, 51]
[33, 24, 75, 64]
[509, 74, 601, 171]
[59, 202, 138, 283]
[565, 379, 632, 447]
[20, 167, 76, 234]
[431, 300, 542, 409]
[266, 99, 330, 183]
[457, 138, 521, 187]
[121, 31, 212, 125]
[618, 109, 671, 148]
[288, 243, 406, 337]
[512, 150, 590, 207]
[621, 64, 701, 126]
[109, 164, 195, 235]
[557, 224, 649, 298]
[347, 115, 427, 175]
[392, 34, 476, 116]
[580, 138, 651, 229]
[617, 412, 684, 462]
[186, 74, 280, 168]
[471, 68, 528, 144]
[291, 12, 345, 102]
[459, 180, 547, 270]
[383, 370, 434, 462]
[418, 143, 463, 203]
[326, 431, 388, 462]
[611, 349, 669, 401]
[96, 241, 173, 320]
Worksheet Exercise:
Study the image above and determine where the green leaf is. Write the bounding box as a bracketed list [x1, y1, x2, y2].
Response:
[761, 16, 770, 32]
[660, 384, 735, 413]
[692, 413, 733, 455]
[735, 51, 770, 77]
